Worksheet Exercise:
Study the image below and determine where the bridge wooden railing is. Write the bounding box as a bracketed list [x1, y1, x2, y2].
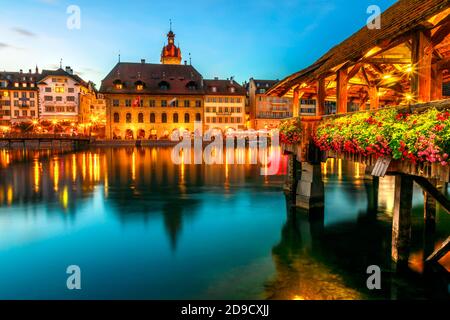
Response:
[0, 134, 91, 141]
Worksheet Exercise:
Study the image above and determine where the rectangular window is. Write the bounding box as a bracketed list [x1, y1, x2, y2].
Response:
[196, 100, 202, 108]
[56, 106, 65, 112]
[170, 99, 178, 107]
[67, 106, 75, 112]
[31, 111, 36, 117]
[14, 110, 19, 117]
[113, 99, 119, 107]
[184, 100, 190, 108]
[206, 117, 210, 123]
[22, 110, 27, 116]
[45, 87, 51, 92]
[44, 96, 53, 101]
[55, 87, 65, 93]
[149, 100, 156, 107]
[30, 92, 35, 98]
[14, 101, 18, 107]
[30, 101, 35, 107]
[14, 92, 19, 98]
[67, 96, 75, 102]
[125, 99, 132, 107]
[212, 117, 216, 123]
[68, 88, 75, 93]
[56, 96, 63, 102]
[21, 92, 27, 98]
[161, 100, 167, 107]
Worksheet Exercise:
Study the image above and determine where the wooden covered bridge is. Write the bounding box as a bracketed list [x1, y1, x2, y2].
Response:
[268, 0, 450, 268]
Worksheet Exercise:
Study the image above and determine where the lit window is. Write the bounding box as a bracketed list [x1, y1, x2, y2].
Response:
[137, 84, 143, 91]
[55, 87, 65, 93]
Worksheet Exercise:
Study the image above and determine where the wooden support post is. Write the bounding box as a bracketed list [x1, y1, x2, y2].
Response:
[336, 69, 348, 114]
[392, 175, 413, 266]
[369, 86, 379, 110]
[423, 178, 437, 233]
[317, 78, 326, 116]
[293, 87, 300, 118]
[431, 63, 443, 101]
[411, 30, 433, 103]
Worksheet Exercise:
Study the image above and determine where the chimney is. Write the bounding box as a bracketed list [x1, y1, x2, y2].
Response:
[184, 60, 187, 65]
[20, 69, 23, 74]
[29, 69, 32, 74]
[214, 77, 218, 80]
[141, 59, 146, 64]
[65, 66, 73, 75]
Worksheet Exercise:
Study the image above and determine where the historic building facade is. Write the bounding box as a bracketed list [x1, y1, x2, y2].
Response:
[204, 79, 246, 132]
[37, 66, 90, 123]
[101, 60, 204, 140]
[248, 78, 293, 130]
[0, 69, 39, 126]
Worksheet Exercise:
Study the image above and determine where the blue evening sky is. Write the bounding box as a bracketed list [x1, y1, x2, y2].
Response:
[0, 0, 396, 86]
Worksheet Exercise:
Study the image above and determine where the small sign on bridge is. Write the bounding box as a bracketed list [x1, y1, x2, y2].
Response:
[371, 156, 392, 177]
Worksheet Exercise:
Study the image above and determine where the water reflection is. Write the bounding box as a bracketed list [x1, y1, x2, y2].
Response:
[0, 148, 448, 299]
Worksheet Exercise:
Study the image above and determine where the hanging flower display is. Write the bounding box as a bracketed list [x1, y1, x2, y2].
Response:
[313, 108, 450, 166]
[279, 117, 302, 145]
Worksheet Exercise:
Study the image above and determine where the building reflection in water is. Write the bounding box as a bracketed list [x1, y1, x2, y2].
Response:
[0, 146, 287, 251]
[0, 149, 448, 299]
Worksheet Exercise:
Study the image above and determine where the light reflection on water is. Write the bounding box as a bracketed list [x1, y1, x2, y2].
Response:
[0, 148, 448, 300]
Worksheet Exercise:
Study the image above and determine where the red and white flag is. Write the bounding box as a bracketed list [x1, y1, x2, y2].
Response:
[133, 96, 141, 107]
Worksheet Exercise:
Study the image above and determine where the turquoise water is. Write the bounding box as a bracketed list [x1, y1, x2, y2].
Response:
[0, 148, 448, 300]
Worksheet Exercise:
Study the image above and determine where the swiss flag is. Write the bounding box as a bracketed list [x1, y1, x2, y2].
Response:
[133, 96, 141, 107]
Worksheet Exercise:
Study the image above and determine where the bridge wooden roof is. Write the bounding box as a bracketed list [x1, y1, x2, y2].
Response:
[268, 0, 450, 97]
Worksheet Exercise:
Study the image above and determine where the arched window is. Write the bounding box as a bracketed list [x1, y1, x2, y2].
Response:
[113, 112, 120, 123]
[126, 113, 132, 123]
[184, 113, 190, 123]
[150, 113, 156, 123]
[195, 113, 201, 122]
[173, 113, 179, 123]
[158, 81, 170, 90]
[162, 113, 167, 123]
[138, 113, 144, 123]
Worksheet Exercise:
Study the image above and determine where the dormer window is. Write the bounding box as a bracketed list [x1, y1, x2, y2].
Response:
[159, 81, 170, 90]
[135, 80, 145, 91]
[211, 86, 217, 93]
[229, 87, 235, 93]
[14, 82, 19, 87]
[186, 81, 197, 91]
[22, 83, 27, 88]
[113, 79, 123, 90]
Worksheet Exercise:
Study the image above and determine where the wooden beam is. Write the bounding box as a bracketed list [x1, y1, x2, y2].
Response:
[431, 64, 443, 101]
[392, 175, 413, 265]
[413, 176, 450, 214]
[369, 86, 379, 110]
[336, 69, 348, 114]
[292, 87, 300, 117]
[317, 78, 326, 116]
[365, 58, 411, 65]
[347, 63, 362, 80]
[431, 19, 450, 46]
[425, 236, 450, 264]
[411, 30, 433, 103]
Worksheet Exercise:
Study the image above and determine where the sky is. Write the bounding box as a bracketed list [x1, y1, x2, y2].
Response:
[0, 0, 397, 87]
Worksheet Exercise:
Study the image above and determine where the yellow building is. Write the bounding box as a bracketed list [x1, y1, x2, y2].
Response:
[204, 78, 246, 132]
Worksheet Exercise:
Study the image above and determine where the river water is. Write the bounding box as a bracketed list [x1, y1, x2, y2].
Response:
[0, 147, 448, 299]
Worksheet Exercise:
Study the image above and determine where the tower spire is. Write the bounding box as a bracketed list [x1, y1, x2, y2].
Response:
[169, 19, 172, 32]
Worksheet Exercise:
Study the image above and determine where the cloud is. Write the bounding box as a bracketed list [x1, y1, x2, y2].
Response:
[0, 43, 13, 50]
[11, 27, 37, 38]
